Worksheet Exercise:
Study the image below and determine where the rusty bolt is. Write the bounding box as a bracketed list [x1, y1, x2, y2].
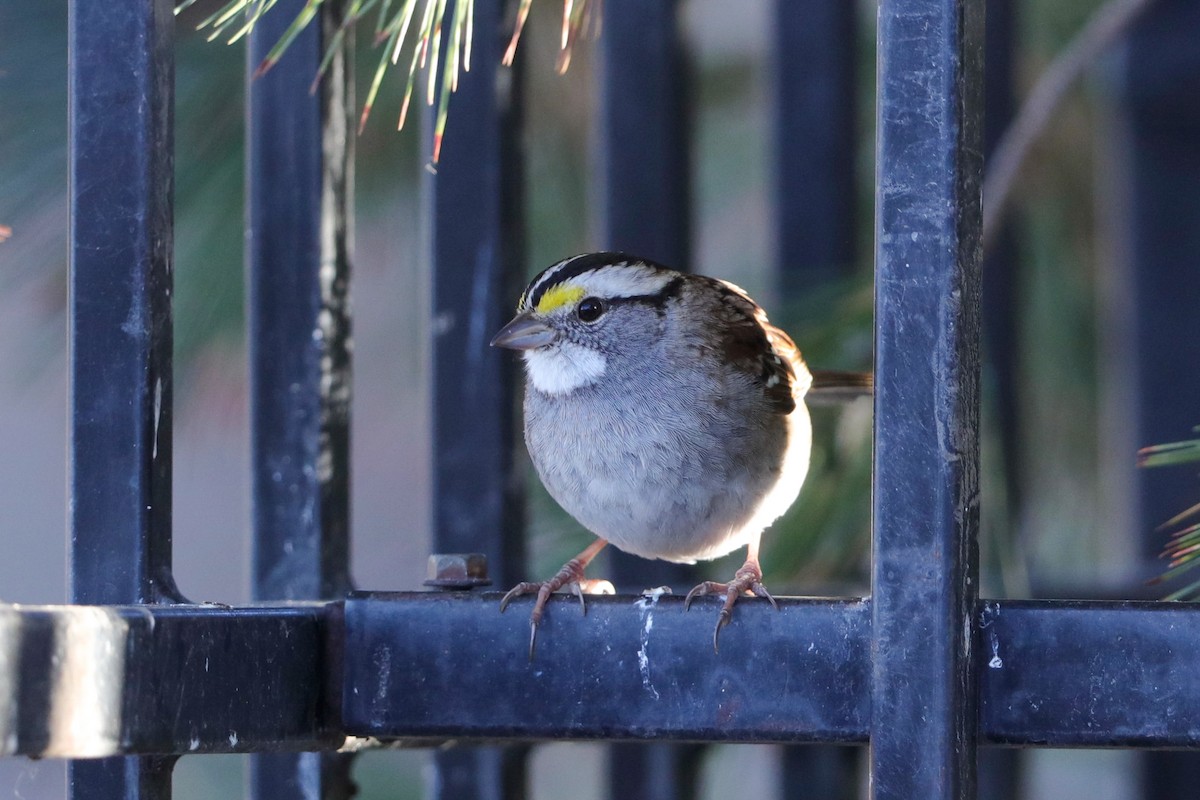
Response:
[423, 553, 491, 590]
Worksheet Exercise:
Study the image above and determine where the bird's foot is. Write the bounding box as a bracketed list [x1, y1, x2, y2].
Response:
[684, 559, 778, 653]
[499, 545, 613, 659]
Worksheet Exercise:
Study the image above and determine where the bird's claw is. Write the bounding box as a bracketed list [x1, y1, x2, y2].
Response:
[754, 582, 779, 611]
[499, 582, 538, 614]
[713, 609, 731, 652]
[685, 561, 778, 653]
[508, 579, 614, 661]
[500, 557, 613, 660]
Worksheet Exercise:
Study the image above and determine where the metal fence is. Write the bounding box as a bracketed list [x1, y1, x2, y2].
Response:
[2, 0, 1199, 798]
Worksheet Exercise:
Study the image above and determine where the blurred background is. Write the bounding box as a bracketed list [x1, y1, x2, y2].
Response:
[1, 0, 1197, 797]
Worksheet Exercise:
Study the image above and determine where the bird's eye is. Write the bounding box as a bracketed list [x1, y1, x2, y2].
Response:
[577, 297, 605, 323]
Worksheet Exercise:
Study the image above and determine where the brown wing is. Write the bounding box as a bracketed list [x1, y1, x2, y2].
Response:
[698, 277, 809, 415]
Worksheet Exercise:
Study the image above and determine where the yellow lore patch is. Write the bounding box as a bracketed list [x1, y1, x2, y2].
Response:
[535, 283, 585, 315]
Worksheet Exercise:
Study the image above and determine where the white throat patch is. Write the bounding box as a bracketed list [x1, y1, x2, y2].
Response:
[523, 342, 607, 395]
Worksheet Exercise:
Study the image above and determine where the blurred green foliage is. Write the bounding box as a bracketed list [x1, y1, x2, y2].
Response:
[174, 22, 247, 363]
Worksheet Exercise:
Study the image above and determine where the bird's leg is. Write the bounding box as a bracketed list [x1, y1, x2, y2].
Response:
[499, 538, 612, 659]
[684, 540, 777, 652]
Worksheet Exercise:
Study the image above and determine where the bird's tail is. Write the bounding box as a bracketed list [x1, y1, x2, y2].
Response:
[808, 370, 873, 404]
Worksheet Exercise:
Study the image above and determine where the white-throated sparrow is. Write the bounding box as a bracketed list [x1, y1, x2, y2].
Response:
[491, 252, 870, 655]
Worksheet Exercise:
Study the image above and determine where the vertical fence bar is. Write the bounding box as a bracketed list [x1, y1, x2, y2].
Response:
[979, 2, 1021, 798]
[68, 0, 178, 796]
[608, 745, 701, 800]
[599, 0, 690, 274]
[429, 0, 526, 600]
[772, 2, 861, 796]
[599, 3, 699, 799]
[1122, 0, 1200, 600]
[980, 0, 1021, 523]
[871, 1, 983, 798]
[1122, 3, 1200, 797]
[772, 0, 858, 294]
[68, 0, 179, 610]
[247, 0, 355, 797]
[427, 1, 528, 797]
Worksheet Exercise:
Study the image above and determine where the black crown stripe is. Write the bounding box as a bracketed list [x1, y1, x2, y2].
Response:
[522, 251, 676, 311]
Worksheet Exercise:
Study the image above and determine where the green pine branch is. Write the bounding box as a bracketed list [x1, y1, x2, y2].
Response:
[177, 0, 600, 163]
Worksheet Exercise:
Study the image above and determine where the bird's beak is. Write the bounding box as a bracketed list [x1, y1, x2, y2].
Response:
[490, 312, 557, 350]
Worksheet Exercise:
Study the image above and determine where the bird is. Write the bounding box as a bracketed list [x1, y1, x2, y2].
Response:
[490, 252, 871, 656]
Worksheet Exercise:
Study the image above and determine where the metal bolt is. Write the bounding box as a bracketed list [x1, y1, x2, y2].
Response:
[423, 553, 491, 590]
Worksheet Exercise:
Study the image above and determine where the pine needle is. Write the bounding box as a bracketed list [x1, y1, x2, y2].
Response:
[1164, 577, 1200, 602]
[433, 0, 465, 161]
[389, 0, 421, 64]
[425, 0, 447, 107]
[374, 0, 395, 34]
[503, 0, 534, 66]
[253, 0, 322, 78]
[463, 0, 474, 71]
[396, 41, 423, 130]
[362, 25, 403, 132]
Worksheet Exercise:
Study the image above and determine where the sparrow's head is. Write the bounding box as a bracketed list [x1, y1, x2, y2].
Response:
[491, 252, 683, 395]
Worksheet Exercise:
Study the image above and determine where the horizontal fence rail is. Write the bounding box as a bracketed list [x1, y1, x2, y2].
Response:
[345, 594, 871, 743]
[341, 595, 1200, 749]
[0, 604, 338, 758]
[6, 597, 1200, 758]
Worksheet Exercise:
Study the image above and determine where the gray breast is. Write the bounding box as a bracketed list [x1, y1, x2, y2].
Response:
[523, 361, 797, 563]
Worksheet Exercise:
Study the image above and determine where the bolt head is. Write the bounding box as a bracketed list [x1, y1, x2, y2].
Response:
[424, 553, 491, 589]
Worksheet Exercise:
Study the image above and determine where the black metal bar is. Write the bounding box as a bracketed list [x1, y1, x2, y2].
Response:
[428, 0, 526, 595]
[978, 600, 1200, 747]
[781, 747, 859, 800]
[607, 745, 702, 800]
[68, 0, 178, 610]
[598, 4, 697, 796]
[1119, 2, 1200, 796]
[247, 0, 353, 605]
[871, 1, 984, 796]
[983, 599, 1200, 747]
[771, 4, 861, 795]
[343, 594, 1200, 749]
[7, 598, 1200, 755]
[981, 0, 1021, 520]
[246, 0, 355, 797]
[426, 1, 527, 797]
[979, 3, 1022, 797]
[0, 603, 339, 757]
[976, 749, 1020, 800]
[432, 747, 529, 800]
[1123, 0, 1200, 594]
[69, 0, 178, 796]
[598, 0, 690, 273]
[771, 0, 858, 294]
[69, 757, 177, 799]
[345, 592, 872, 742]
